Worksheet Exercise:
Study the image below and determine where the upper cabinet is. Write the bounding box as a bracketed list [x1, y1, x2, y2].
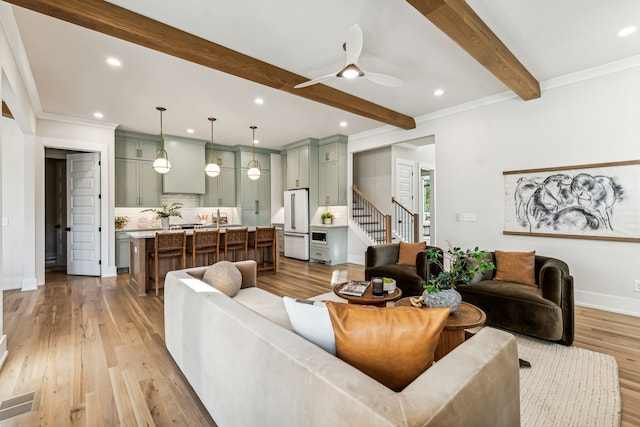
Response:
[115, 131, 162, 207]
[162, 136, 206, 194]
[287, 144, 309, 189]
[201, 150, 236, 207]
[318, 135, 347, 206]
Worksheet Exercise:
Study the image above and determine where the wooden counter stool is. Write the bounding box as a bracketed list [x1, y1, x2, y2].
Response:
[224, 228, 248, 262]
[188, 229, 220, 267]
[149, 231, 186, 296]
[254, 226, 276, 272]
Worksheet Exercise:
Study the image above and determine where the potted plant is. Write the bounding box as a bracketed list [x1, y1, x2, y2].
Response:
[412, 245, 494, 312]
[115, 216, 129, 229]
[321, 212, 334, 225]
[142, 202, 183, 230]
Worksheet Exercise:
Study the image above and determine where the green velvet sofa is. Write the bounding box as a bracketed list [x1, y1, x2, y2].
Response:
[456, 252, 574, 345]
[364, 243, 443, 297]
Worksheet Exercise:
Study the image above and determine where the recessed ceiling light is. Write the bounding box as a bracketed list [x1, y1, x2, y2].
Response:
[93, 112, 104, 119]
[186, 128, 194, 134]
[106, 57, 121, 67]
[255, 97, 264, 105]
[253, 139, 259, 144]
[339, 121, 347, 128]
[434, 89, 444, 96]
[617, 26, 637, 37]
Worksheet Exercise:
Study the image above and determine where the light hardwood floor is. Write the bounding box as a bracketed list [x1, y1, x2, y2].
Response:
[1, 258, 638, 426]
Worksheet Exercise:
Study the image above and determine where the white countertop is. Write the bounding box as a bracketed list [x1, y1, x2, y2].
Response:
[127, 226, 259, 239]
[309, 223, 348, 228]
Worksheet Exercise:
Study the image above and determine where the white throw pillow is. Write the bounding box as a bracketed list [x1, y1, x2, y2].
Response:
[202, 261, 242, 297]
[283, 296, 336, 355]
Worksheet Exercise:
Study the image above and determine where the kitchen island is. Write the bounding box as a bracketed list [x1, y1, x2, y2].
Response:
[128, 227, 279, 296]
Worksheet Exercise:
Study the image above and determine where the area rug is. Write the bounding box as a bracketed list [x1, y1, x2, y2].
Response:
[514, 331, 621, 427]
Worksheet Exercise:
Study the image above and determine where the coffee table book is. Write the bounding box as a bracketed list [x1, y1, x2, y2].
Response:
[338, 280, 370, 297]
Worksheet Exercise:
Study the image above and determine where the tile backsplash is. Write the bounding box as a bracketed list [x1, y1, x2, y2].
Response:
[115, 194, 239, 229]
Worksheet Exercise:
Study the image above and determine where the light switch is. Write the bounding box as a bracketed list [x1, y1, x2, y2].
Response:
[463, 213, 476, 222]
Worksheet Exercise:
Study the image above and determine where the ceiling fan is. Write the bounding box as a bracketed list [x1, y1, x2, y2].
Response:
[294, 24, 404, 89]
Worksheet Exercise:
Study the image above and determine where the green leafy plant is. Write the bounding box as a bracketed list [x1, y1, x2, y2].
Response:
[114, 216, 129, 229]
[321, 212, 334, 220]
[424, 245, 494, 293]
[141, 202, 183, 219]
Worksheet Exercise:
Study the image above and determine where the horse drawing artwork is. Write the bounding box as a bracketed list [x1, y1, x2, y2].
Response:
[513, 172, 624, 232]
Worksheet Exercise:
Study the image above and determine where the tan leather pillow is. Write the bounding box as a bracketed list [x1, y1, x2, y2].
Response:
[397, 241, 426, 266]
[493, 250, 537, 287]
[326, 302, 449, 391]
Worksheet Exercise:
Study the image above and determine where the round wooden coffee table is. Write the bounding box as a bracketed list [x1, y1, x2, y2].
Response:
[333, 283, 402, 307]
[395, 299, 486, 360]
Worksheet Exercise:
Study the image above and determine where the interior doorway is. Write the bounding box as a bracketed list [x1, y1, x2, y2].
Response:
[44, 156, 66, 272]
[44, 148, 100, 276]
[421, 169, 433, 245]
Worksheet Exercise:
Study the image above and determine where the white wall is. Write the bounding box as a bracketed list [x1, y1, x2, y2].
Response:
[2, 117, 28, 290]
[349, 63, 640, 317]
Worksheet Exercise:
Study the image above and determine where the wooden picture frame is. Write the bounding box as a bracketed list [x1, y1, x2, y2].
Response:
[503, 160, 640, 242]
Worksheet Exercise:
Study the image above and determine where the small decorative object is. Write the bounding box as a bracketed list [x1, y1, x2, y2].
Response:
[321, 212, 334, 224]
[141, 202, 183, 230]
[372, 277, 384, 297]
[422, 244, 495, 312]
[383, 277, 396, 293]
[114, 216, 129, 229]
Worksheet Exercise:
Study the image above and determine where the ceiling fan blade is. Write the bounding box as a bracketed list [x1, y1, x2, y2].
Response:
[363, 72, 404, 87]
[345, 24, 363, 65]
[293, 73, 336, 89]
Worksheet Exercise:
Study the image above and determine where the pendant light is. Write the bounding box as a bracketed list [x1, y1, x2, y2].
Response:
[152, 106, 171, 174]
[205, 117, 221, 177]
[247, 125, 261, 180]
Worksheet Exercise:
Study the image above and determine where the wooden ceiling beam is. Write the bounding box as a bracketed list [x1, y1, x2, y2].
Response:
[2, 101, 14, 119]
[5, 0, 416, 130]
[407, 0, 540, 100]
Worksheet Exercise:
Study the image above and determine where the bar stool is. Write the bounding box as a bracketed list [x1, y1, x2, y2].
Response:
[224, 228, 248, 262]
[187, 229, 220, 267]
[254, 226, 276, 272]
[149, 231, 186, 296]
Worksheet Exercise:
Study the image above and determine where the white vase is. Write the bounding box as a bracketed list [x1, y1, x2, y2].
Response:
[323, 218, 332, 224]
[161, 217, 170, 230]
[422, 289, 462, 313]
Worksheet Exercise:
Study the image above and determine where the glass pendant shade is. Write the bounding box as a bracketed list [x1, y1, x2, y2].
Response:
[152, 152, 171, 174]
[247, 164, 261, 180]
[205, 162, 221, 177]
[205, 117, 221, 177]
[154, 106, 171, 174]
[246, 125, 260, 180]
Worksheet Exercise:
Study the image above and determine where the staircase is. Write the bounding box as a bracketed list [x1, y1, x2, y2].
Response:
[352, 185, 392, 244]
[351, 185, 420, 244]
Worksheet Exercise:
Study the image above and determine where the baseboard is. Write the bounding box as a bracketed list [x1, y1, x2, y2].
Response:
[0, 335, 7, 371]
[2, 277, 22, 291]
[102, 265, 117, 277]
[575, 290, 640, 318]
[21, 277, 37, 292]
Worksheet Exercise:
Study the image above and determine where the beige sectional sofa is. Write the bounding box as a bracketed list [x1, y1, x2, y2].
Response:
[164, 261, 521, 427]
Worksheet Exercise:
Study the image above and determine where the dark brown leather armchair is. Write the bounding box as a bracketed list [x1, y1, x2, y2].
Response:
[364, 243, 443, 297]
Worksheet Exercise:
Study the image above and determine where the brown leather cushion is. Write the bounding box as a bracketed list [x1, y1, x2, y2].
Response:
[325, 302, 449, 391]
[397, 241, 426, 266]
[494, 250, 537, 287]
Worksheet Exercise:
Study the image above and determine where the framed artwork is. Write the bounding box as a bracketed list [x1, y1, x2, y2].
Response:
[503, 160, 640, 242]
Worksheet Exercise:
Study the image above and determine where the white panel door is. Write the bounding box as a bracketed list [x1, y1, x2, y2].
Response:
[67, 152, 101, 276]
[396, 159, 415, 211]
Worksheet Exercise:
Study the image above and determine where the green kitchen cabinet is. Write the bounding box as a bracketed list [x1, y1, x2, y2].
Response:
[318, 135, 347, 206]
[201, 150, 236, 207]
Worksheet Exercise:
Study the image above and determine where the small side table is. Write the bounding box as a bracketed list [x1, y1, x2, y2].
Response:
[332, 283, 402, 307]
[395, 299, 486, 360]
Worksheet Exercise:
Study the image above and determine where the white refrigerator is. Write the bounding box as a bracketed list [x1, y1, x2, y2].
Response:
[284, 189, 309, 260]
